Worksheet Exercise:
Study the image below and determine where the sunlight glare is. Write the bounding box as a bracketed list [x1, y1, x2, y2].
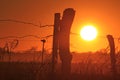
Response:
[80, 25, 98, 41]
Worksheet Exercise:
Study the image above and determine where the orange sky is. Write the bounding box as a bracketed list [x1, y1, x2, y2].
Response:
[0, 0, 120, 52]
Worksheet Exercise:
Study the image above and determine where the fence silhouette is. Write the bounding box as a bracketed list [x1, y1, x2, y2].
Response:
[0, 8, 120, 80]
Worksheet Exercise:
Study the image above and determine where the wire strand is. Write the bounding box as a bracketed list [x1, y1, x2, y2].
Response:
[0, 35, 53, 39]
[0, 19, 54, 28]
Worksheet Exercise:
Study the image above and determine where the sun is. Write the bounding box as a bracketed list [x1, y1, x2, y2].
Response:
[80, 25, 98, 41]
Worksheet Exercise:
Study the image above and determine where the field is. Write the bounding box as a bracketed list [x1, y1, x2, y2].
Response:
[0, 51, 120, 80]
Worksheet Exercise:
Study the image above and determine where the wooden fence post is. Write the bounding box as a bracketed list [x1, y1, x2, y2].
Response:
[107, 35, 117, 80]
[59, 8, 75, 79]
[52, 13, 60, 74]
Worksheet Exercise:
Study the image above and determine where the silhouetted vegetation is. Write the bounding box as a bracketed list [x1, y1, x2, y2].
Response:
[0, 49, 120, 80]
[0, 7, 119, 80]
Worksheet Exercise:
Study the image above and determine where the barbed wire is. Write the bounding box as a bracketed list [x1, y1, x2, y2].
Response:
[0, 19, 120, 50]
[0, 19, 119, 40]
[0, 32, 120, 41]
[0, 19, 54, 28]
[0, 35, 53, 40]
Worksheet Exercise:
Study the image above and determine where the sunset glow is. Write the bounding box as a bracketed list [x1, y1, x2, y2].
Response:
[80, 25, 98, 41]
[0, 0, 119, 52]
[0, 0, 120, 80]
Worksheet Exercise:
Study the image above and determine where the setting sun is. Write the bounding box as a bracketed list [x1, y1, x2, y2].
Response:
[80, 25, 98, 41]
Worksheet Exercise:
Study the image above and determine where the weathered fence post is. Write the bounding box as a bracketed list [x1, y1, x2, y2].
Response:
[41, 39, 46, 64]
[107, 35, 117, 80]
[59, 8, 75, 79]
[52, 13, 60, 75]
